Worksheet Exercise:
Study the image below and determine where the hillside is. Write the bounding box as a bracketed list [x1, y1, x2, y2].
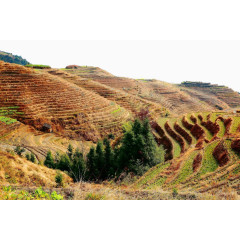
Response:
[0, 61, 132, 142]
[61, 66, 239, 115]
[136, 111, 240, 197]
[0, 150, 72, 187]
[1, 61, 240, 199]
[179, 81, 240, 109]
[0, 50, 29, 65]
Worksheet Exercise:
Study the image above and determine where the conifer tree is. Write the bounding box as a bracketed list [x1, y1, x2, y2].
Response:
[67, 144, 74, 160]
[95, 141, 105, 180]
[86, 146, 96, 180]
[44, 151, 55, 169]
[30, 153, 36, 163]
[103, 138, 114, 178]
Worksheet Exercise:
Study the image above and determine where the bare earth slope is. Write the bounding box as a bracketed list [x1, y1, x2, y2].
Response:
[0, 61, 132, 142]
[62, 66, 239, 115]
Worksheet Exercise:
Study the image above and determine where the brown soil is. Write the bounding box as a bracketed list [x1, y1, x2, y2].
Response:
[191, 124, 205, 140]
[164, 122, 185, 153]
[213, 141, 230, 167]
[174, 122, 192, 145]
[193, 153, 202, 172]
[231, 139, 240, 153]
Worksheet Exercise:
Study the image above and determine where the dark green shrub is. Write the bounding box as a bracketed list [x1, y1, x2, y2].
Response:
[44, 151, 55, 168]
[55, 171, 64, 187]
[30, 153, 36, 163]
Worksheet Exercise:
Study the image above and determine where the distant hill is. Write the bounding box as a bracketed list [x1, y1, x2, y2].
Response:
[0, 50, 29, 65]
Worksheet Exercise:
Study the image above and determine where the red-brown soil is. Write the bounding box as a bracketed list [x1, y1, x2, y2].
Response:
[182, 116, 194, 130]
[151, 121, 173, 160]
[174, 122, 192, 145]
[190, 124, 205, 140]
[213, 141, 230, 167]
[231, 139, 240, 153]
[193, 153, 202, 172]
[164, 122, 185, 153]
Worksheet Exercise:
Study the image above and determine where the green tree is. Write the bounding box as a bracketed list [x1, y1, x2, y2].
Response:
[95, 141, 105, 180]
[70, 148, 86, 182]
[118, 118, 164, 175]
[30, 153, 36, 163]
[57, 154, 71, 172]
[86, 147, 96, 180]
[25, 153, 30, 160]
[44, 151, 55, 169]
[103, 138, 114, 179]
[55, 171, 64, 187]
[67, 144, 74, 160]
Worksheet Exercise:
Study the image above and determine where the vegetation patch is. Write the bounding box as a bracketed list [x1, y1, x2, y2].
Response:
[171, 151, 199, 185]
[0, 116, 17, 124]
[25, 64, 51, 69]
[230, 117, 240, 133]
[0, 186, 63, 200]
[199, 141, 219, 175]
[136, 162, 170, 188]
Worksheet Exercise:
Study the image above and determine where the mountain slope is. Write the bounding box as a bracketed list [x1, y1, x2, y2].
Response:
[62, 66, 239, 115]
[135, 111, 240, 195]
[0, 61, 131, 141]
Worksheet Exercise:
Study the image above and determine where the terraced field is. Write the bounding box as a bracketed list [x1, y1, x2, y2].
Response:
[0, 61, 133, 142]
[136, 111, 240, 195]
[1, 61, 240, 197]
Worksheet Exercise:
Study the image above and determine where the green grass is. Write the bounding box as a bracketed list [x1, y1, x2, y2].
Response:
[171, 151, 199, 185]
[147, 176, 167, 188]
[111, 107, 121, 114]
[0, 116, 17, 124]
[199, 141, 219, 175]
[230, 116, 240, 133]
[25, 64, 51, 69]
[216, 119, 226, 138]
[136, 162, 170, 188]
[0, 106, 22, 124]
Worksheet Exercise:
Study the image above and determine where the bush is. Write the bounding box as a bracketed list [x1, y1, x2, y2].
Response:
[30, 153, 36, 163]
[25, 153, 30, 160]
[14, 146, 25, 157]
[172, 188, 178, 197]
[55, 171, 64, 187]
[44, 151, 55, 168]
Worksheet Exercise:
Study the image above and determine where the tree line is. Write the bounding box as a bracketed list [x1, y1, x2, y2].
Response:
[44, 118, 165, 182]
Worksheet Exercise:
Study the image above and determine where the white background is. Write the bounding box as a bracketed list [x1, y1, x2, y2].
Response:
[1, 0, 240, 240]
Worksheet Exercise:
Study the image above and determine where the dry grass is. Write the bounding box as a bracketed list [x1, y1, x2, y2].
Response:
[0, 151, 72, 188]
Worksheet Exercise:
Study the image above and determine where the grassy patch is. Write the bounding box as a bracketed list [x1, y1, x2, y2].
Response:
[136, 162, 170, 188]
[216, 119, 226, 138]
[171, 151, 199, 185]
[0, 116, 17, 124]
[230, 116, 240, 133]
[111, 107, 121, 114]
[25, 64, 51, 69]
[0, 186, 63, 200]
[199, 141, 219, 175]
